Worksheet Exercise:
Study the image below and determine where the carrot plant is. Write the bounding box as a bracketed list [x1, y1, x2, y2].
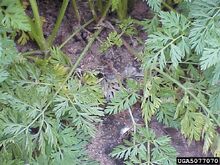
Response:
[0, 0, 104, 164]
[1, 0, 220, 164]
[100, 0, 220, 164]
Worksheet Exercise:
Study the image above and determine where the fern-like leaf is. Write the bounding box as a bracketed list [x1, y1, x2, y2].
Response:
[181, 111, 206, 141]
[105, 90, 138, 114]
[144, 0, 161, 12]
[0, 0, 30, 31]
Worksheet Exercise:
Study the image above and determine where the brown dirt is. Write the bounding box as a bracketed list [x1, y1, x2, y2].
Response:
[17, 1, 211, 164]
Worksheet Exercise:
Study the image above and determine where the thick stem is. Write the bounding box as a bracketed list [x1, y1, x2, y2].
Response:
[71, 0, 81, 23]
[47, 0, 69, 47]
[123, 0, 128, 19]
[117, 0, 127, 20]
[154, 67, 220, 127]
[88, 0, 98, 21]
[29, 0, 47, 50]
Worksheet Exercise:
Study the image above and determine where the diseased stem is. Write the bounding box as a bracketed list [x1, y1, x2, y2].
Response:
[47, 0, 69, 47]
[154, 67, 220, 127]
[88, 0, 98, 21]
[29, 0, 47, 50]
[72, 0, 81, 23]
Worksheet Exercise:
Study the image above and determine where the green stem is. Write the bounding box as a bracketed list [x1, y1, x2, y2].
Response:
[97, 0, 103, 13]
[47, 0, 69, 47]
[98, 0, 111, 24]
[117, 0, 127, 20]
[88, 0, 98, 21]
[10, 27, 103, 139]
[29, 0, 47, 50]
[123, 0, 128, 18]
[147, 141, 151, 165]
[162, 1, 176, 12]
[21, 50, 49, 56]
[71, 0, 81, 23]
[59, 18, 94, 49]
[154, 67, 220, 127]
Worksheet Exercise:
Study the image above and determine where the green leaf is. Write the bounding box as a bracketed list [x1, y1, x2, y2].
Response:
[200, 48, 220, 70]
[111, 127, 177, 164]
[189, 0, 220, 54]
[0, 0, 30, 31]
[144, 0, 161, 12]
[105, 90, 138, 114]
[144, 12, 190, 69]
[181, 111, 205, 141]
[0, 69, 8, 83]
[152, 136, 177, 165]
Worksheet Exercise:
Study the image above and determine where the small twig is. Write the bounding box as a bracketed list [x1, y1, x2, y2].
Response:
[82, 28, 103, 43]
[59, 19, 94, 49]
[128, 107, 137, 145]
[21, 50, 49, 56]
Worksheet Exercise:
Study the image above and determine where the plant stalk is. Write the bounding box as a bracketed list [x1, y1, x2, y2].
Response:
[162, 1, 176, 12]
[117, 0, 128, 20]
[47, 0, 70, 47]
[71, 0, 81, 23]
[88, 0, 98, 21]
[29, 0, 47, 50]
[97, 0, 111, 24]
[97, 0, 103, 13]
[59, 18, 94, 49]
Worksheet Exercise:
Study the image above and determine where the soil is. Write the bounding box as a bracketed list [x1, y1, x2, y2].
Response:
[18, 0, 211, 164]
